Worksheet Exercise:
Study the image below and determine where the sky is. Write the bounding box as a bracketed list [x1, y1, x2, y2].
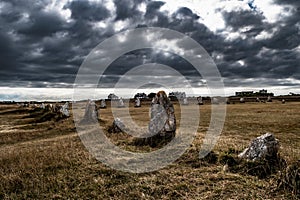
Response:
[0, 0, 300, 101]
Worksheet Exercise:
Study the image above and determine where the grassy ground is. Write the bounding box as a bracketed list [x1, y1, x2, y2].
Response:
[0, 101, 299, 199]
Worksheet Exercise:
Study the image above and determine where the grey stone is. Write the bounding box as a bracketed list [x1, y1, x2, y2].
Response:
[134, 98, 141, 107]
[109, 118, 128, 133]
[267, 96, 272, 102]
[100, 99, 106, 108]
[197, 96, 203, 105]
[60, 102, 70, 117]
[82, 100, 98, 123]
[118, 98, 125, 108]
[182, 98, 189, 105]
[148, 91, 176, 136]
[238, 133, 280, 161]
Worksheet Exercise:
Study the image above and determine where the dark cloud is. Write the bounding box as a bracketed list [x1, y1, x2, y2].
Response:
[17, 12, 65, 38]
[114, 0, 143, 21]
[223, 10, 265, 31]
[0, 0, 299, 92]
[66, 0, 110, 21]
[145, 1, 165, 18]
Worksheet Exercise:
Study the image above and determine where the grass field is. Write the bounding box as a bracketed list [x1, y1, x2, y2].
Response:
[0, 101, 299, 199]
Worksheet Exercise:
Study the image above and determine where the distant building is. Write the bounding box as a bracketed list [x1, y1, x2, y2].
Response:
[235, 91, 254, 97]
[108, 93, 119, 100]
[259, 89, 267, 94]
[235, 89, 274, 97]
[256, 89, 274, 97]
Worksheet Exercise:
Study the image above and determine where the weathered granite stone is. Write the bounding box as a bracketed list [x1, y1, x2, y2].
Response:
[100, 99, 106, 109]
[148, 91, 176, 136]
[134, 98, 141, 107]
[197, 96, 203, 105]
[60, 102, 70, 117]
[212, 97, 219, 104]
[108, 118, 128, 133]
[238, 133, 280, 161]
[226, 98, 230, 104]
[118, 98, 125, 108]
[182, 98, 189, 105]
[82, 100, 98, 123]
[267, 96, 272, 102]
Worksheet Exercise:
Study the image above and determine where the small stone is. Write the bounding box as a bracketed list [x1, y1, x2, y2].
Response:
[109, 118, 128, 133]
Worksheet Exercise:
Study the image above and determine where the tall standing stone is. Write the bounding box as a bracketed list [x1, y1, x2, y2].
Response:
[134, 98, 141, 107]
[148, 91, 176, 137]
[82, 100, 98, 123]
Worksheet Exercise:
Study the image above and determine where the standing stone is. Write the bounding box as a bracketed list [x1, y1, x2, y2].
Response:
[148, 91, 176, 136]
[100, 99, 106, 109]
[118, 98, 125, 108]
[60, 102, 70, 117]
[212, 97, 219, 104]
[82, 100, 98, 123]
[256, 97, 260, 102]
[134, 98, 141, 107]
[40, 103, 45, 109]
[238, 133, 280, 161]
[182, 98, 189, 105]
[268, 96, 272, 102]
[197, 96, 203, 105]
[240, 97, 245, 103]
[226, 98, 230, 104]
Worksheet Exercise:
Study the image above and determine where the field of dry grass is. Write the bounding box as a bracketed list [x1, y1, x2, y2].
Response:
[0, 101, 299, 199]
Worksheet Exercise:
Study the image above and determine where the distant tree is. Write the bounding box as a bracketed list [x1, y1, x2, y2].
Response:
[134, 93, 147, 99]
[108, 93, 118, 99]
[148, 92, 156, 99]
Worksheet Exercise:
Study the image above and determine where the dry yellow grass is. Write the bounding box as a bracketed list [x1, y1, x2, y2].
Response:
[0, 101, 299, 199]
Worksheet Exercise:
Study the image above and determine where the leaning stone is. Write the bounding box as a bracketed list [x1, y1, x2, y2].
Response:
[238, 133, 280, 161]
[108, 118, 128, 133]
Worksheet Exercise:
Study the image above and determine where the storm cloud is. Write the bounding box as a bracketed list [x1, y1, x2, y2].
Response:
[0, 0, 299, 94]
